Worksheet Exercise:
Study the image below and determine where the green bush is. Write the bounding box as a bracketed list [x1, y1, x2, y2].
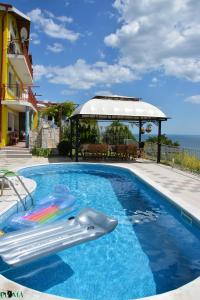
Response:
[32, 147, 52, 157]
[57, 140, 70, 156]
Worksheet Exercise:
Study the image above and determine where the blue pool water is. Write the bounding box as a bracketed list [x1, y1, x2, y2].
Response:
[1, 163, 200, 300]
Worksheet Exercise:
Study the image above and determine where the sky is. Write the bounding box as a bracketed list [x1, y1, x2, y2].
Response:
[5, 0, 200, 134]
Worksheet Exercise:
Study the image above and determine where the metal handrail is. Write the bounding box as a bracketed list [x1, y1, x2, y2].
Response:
[0, 174, 34, 211]
[0, 84, 38, 108]
[15, 174, 34, 206]
[1, 176, 27, 211]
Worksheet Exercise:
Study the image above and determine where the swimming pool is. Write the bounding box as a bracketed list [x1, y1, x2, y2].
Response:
[1, 163, 200, 300]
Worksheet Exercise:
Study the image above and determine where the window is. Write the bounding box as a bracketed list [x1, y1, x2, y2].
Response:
[16, 81, 20, 98]
[8, 68, 14, 93]
[8, 112, 13, 131]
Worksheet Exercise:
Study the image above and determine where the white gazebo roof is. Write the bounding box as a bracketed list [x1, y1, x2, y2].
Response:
[71, 95, 167, 120]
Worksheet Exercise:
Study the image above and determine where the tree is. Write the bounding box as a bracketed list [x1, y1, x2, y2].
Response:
[79, 119, 100, 144]
[146, 134, 180, 146]
[103, 121, 136, 144]
[41, 102, 76, 125]
[41, 102, 76, 141]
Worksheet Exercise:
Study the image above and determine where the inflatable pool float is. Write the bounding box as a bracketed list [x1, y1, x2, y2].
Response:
[0, 208, 118, 267]
[7, 185, 76, 230]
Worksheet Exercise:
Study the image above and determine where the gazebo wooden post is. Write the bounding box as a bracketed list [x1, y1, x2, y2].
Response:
[75, 117, 79, 162]
[139, 119, 142, 144]
[69, 118, 73, 159]
[157, 120, 162, 163]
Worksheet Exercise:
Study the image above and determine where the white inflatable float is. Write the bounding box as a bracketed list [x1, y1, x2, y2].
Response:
[0, 208, 117, 267]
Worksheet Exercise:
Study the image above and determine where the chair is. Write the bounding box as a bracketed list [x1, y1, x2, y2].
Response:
[115, 144, 127, 159]
[138, 142, 145, 158]
[9, 131, 19, 145]
[126, 144, 137, 160]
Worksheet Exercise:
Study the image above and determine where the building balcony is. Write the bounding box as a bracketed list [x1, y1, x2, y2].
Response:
[7, 41, 33, 85]
[0, 85, 37, 112]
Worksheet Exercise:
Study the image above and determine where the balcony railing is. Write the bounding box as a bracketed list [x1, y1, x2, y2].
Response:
[7, 40, 33, 78]
[0, 84, 37, 109]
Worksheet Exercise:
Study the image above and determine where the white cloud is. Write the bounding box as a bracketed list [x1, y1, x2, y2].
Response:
[61, 90, 77, 96]
[30, 32, 40, 45]
[104, 0, 200, 82]
[149, 76, 160, 88]
[98, 50, 106, 59]
[47, 43, 64, 53]
[184, 95, 200, 104]
[33, 65, 48, 81]
[163, 58, 200, 82]
[33, 59, 136, 89]
[95, 90, 114, 96]
[28, 8, 79, 41]
[44, 10, 73, 23]
[57, 16, 73, 23]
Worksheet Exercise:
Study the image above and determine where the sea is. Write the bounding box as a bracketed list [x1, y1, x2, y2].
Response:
[143, 134, 200, 149]
[168, 135, 200, 150]
[142, 134, 200, 159]
[168, 135, 200, 159]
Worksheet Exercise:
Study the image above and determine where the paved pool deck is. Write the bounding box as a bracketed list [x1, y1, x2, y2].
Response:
[0, 156, 200, 300]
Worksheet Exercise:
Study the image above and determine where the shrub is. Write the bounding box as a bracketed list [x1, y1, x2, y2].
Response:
[32, 147, 52, 157]
[57, 140, 70, 156]
[173, 152, 200, 173]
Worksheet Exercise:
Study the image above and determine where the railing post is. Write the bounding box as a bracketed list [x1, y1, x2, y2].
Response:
[157, 120, 162, 163]
[139, 119, 142, 144]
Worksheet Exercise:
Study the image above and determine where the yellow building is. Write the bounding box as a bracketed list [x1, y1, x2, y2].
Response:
[0, 2, 38, 148]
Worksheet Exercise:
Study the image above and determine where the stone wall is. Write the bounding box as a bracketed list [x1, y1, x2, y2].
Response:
[29, 128, 60, 149]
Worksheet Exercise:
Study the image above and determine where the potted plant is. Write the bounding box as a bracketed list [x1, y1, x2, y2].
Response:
[141, 127, 145, 134]
[146, 123, 152, 133]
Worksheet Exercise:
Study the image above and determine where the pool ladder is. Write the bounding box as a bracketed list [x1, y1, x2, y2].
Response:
[1, 175, 34, 211]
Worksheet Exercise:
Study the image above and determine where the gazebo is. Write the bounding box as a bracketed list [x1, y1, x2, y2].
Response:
[69, 95, 168, 163]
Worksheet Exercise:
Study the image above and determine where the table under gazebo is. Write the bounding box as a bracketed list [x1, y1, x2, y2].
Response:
[69, 95, 168, 163]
